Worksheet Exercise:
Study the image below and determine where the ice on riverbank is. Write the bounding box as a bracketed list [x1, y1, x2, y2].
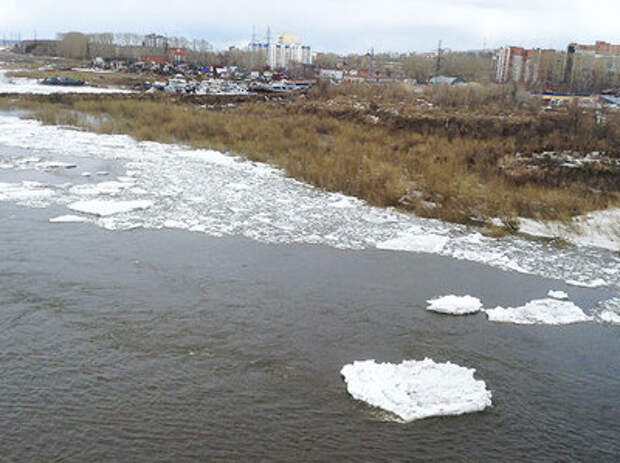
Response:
[0, 70, 133, 95]
[484, 298, 592, 325]
[547, 290, 569, 300]
[340, 359, 492, 422]
[0, 113, 618, 293]
[519, 209, 620, 253]
[426, 295, 483, 315]
[68, 199, 153, 216]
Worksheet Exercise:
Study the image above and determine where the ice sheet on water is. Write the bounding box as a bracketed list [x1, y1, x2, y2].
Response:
[0, 113, 618, 293]
[68, 199, 153, 216]
[49, 215, 90, 223]
[426, 295, 483, 315]
[484, 298, 592, 325]
[377, 232, 449, 254]
[566, 278, 607, 288]
[0, 181, 55, 207]
[340, 359, 492, 422]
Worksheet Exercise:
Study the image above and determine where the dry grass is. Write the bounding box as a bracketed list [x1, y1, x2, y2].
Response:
[0, 91, 617, 227]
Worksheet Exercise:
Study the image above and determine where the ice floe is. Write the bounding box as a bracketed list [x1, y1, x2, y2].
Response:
[426, 295, 483, 315]
[593, 298, 620, 325]
[484, 298, 592, 325]
[340, 359, 492, 422]
[566, 278, 607, 288]
[377, 232, 449, 254]
[0, 181, 55, 207]
[547, 290, 569, 300]
[49, 215, 90, 223]
[68, 199, 153, 216]
[0, 113, 618, 294]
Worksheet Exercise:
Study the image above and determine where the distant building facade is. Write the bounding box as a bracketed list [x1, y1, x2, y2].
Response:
[495, 46, 563, 85]
[495, 41, 620, 91]
[565, 41, 620, 87]
[249, 32, 312, 69]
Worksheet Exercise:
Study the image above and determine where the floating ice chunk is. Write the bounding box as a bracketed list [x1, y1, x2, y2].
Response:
[68, 199, 153, 216]
[547, 290, 569, 300]
[598, 311, 620, 324]
[593, 298, 620, 325]
[95, 171, 109, 176]
[340, 359, 492, 422]
[566, 278, 607, 288]
[377, 232, 448, 254]
[81, 172, 92, 177]
[426, 295, 483, 315]
[484, 298, 592, 325]
[49, 215, 90, 223]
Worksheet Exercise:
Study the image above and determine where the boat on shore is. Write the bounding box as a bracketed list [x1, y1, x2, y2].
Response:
[41, 76, 85, 86]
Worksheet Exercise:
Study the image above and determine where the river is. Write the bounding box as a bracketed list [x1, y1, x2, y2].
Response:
[0, 112, 618, 461]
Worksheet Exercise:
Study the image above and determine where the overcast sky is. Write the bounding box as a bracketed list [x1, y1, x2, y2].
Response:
[2, 0, 619, 53]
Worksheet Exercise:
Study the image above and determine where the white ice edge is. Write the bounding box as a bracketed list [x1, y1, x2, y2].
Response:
[0, 114, 617, 293]
[341, 358, 492, 422]
[484, 298, 592, 325]
[426, 295, 483, 315]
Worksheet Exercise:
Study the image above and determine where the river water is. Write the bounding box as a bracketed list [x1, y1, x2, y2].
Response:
[0, 113, 619, 461]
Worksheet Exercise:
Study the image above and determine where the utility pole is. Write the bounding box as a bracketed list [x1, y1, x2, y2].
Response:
[435, 40, 442, 75]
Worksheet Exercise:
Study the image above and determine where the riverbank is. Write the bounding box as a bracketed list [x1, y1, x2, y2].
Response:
[1, 51, 619, 229]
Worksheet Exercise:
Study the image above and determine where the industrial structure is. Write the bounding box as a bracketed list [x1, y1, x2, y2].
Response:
[249, 30, 312, 69]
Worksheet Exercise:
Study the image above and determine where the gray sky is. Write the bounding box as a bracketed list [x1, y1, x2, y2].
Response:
[2, 0, 619, 53]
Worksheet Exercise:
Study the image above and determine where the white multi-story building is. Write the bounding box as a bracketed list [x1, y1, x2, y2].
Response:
[249, 32, 312, 69]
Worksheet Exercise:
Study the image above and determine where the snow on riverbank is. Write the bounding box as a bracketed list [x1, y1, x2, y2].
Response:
[519, 209, 620, 253]
[0, 113, 618, 292]
[484, 298, 592, 325]
[340, 359, 492, 422]
[0, 70, 132, 94]
[426, 295, 483, 315]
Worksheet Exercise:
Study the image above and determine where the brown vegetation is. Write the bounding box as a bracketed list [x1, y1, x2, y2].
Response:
[0, 87, 617, 227]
